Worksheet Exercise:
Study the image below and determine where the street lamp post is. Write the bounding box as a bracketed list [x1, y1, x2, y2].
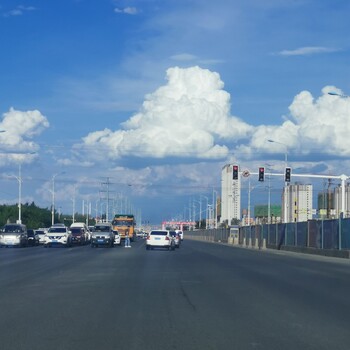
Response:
[212, 189, 218, 229]
[201, 195, 209, 229]
[8, 164, 22, 224]
[52, 172, 65, 225]
[193, 199, 202, 228]
[267, 139, 289, 223]
[7, 152, 36, 225]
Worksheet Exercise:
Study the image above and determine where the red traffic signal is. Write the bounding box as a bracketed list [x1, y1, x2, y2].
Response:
[258, 167, 265, 181]
[232, 165, 239, 180]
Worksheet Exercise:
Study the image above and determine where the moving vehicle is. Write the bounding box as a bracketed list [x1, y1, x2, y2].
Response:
[70, 222, 90, 244]
[111, 214, 136, 242]
[27, 229, 40, 246]
[0, 223, 28, 247]
[91, 223, 115, 248]
[146, 230, 175, 250]
[35, 228, 47, 244]
[170, 231, 181, 248]
[176, 229, 184, 241]
[113, 230, 121, 246]
[44, 224, 72, 247]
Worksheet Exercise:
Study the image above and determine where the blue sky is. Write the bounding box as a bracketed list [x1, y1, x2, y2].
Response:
[0, 0, 350, 225]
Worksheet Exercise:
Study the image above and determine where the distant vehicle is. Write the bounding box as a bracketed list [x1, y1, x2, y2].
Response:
[146, 230, 175, 251]
[70, 227, 87, 245]
[0, 223, 28, 247]
[113, 230, 121, 246]
[170, 231, 181, 248]
[176, 230, 184, 241]
[111, 214, 136, 242]
[27, 229, 40, 246]
[91, 223, 115, 248]
[35, 228, 47, 244]
[70, 222, 90, 243]
[136, 230, 144, 238]
[44, 224, 72, 247]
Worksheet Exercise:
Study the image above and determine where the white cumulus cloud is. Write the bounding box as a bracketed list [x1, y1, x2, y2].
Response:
[239, 86, 350, 160]
[0, 107, 49, 161]
[76, 66, 252, 161]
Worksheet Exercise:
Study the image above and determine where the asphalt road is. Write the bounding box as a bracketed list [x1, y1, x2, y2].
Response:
[0, 239, 350, 350]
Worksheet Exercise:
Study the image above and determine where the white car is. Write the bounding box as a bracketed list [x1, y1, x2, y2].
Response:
[44, 225, 72, 247]
[35, 228, 48, 244]
[113, 230, 121, 246]
[146, 230, 175, 250]
[176, 230, 184, 241]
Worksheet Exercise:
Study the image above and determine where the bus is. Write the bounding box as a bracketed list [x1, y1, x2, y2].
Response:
[111, 214, 136, 242]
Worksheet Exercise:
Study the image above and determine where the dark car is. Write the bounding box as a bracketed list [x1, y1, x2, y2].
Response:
[70, 227, 86, 245]
[27, 229, 40, 246]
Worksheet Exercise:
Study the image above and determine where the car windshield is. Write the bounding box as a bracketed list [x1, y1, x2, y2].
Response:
[3, 225, 24, 233]
[112, 220, 132, 226]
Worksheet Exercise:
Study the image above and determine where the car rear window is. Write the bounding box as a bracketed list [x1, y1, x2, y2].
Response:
[71, 228, 83, 234]
[151, 231, 167, 236]
[95, 226, 110, 232]
[49, 227, 67, 233]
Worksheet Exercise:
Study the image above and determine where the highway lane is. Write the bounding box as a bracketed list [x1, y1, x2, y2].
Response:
[0, 239, 350, 350]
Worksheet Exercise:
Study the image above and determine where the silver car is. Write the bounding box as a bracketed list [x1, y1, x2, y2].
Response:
[0, 224, 28, 247]
[91, 223, 115, 248]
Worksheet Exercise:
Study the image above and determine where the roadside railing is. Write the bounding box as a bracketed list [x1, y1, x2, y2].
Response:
[185, 218, 350, 258]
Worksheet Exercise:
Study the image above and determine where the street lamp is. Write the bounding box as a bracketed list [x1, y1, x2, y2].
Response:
[7, 164, 22, 224]
[267, 139, 288, 166]
[267, 139, 289, 223]
[328, 91, 350, 218]
[200, 195, 209, 229]
[7, 152, 36, 224]
[52, 171, 65, 225]
[212, 188, 218, 229]
[193, 199, 202, 228]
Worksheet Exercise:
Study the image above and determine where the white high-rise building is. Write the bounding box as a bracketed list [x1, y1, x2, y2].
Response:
[221, 164, 241, 225]
[334, 184, 350, 218]
[283, 184, 313, 222]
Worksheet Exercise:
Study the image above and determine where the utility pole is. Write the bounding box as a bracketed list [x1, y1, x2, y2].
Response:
[100, 177, 114, 222]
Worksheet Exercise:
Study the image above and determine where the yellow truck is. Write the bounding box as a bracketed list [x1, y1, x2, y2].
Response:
[111, 214, 136, 242]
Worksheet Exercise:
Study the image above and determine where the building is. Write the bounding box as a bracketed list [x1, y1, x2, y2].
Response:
[220, 164, 241, 225]
[283, 183, 313, 222]
[254, 205, 282, 224]
[334, 184, 350, 218]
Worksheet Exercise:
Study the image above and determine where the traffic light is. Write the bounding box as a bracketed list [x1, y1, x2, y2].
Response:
[285, 167, 291, 182]
[258, 167, 265, 182]
[232, 165, 239, 180]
